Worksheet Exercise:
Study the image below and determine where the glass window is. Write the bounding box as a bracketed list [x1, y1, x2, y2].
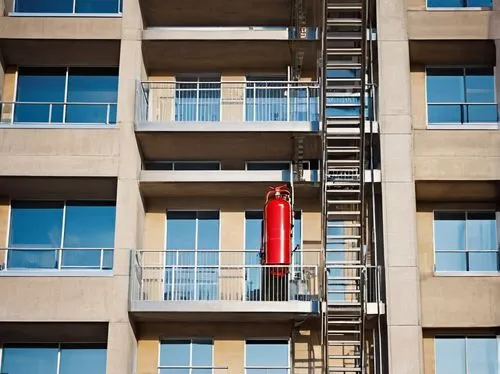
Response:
[0, 344, 106, 374]
[14, 0, 121, 13]
[435, 337, 498, 374]
[428, 0, 492, 7]
[245, 340, 289, 374]
[434, 211, 498, 272]
[426, 68, 497, 124]
[165, 211, 220, 301]
[14, 67, 118, 125]
[159, 339, 213, 374]
[6, 201, 115, 270]
[175, 76, 221, 121]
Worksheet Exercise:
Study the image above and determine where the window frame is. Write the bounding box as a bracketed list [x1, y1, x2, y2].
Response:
[163, 210, 222, 301]
[434, 335, 500, 374]
[244, 338, 291, 374]
[11, 67, 119, 126]
[0, 343, 107, 374]
[432, 209, 499, 275]
[424, 66, 499, 129]
[173, 75, 222, 122]
[158, 338, 215, 374]
[11, 0, 122, 16]
[4, 200, 116, 272]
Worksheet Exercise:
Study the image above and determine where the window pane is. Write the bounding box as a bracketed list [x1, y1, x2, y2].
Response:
[434, 212, 466, 250]
[15, 0, 73, 12]
[60, 345, 107, 374]
[466, 104, 498, 123]
[428, 0, 463, 6]
[160, 340, 190, 366]
[467, 337, 498, 374]
[428, 104, 462, 124]
[160, 370, 189, 374]
[246, 162, 291, 171]
[435, 252, 467, 271]
[435, 338, 466, 374]
[467, 212, 497, 250]
[174, 162, 220, 171]
[75, 0, 119, 13]
[427, 69, 464, 103]
[191, 340, 212, 366]
[167, 212, 196, 249]
[9, 201, 63, 248]
[197, 211, 220, 250]
[15, 68, 66, 123]
[469, 252, 498, 272]
[467, 0, 492, 5]
[246, 340, 289, 367]
[1, 346, 58, 374]
[465, 68, 495, 103]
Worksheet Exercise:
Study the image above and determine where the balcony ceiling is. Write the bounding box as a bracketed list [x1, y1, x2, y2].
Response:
[140, 0, 320, 27]
[415, 181, 499, 202]
[142, 40, 319, 71]
[135, 132, 321, 161]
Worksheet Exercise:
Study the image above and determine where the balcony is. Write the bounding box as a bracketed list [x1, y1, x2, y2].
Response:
[135, 80, 321, 161]
[129, 250, 321, 321]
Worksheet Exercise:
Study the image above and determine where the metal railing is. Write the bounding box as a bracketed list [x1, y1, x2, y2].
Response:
[137, 81, 320, 123]
[154, 367, 229, 374]
[0, 248, 113, 271]
[131, 250, 320, 303]
[427, 103, 499, 124]
[365, 266, 383, 305]
[0, 101, 117, 125]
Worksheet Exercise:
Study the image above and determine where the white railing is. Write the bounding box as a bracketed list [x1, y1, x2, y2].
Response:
[0, 248, 113, 271]
[154, 367, 229, 374]
[137, 81, 320, 123]
[0, 101, 117, 125]
[131, 250, 320, 303]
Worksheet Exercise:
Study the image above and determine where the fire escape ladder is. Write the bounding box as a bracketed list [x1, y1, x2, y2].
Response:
[321, 0, 368, 373]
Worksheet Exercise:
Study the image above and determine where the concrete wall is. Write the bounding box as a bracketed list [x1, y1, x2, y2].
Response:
[378, 0, 424, 373]
[417, 202, 500, 328]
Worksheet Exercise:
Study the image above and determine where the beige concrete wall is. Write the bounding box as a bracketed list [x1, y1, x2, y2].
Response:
[0, 276, 115, 321]
[378, 0, 424, 373]
[411, 65, 500, 180]
[422, 334, 435, 374]
[0, 17, 122, 40]
[417, 202, 500, 328]
[136, 322, 321, 374]
[408, 10, 493, 40]
[0, 128, 120, 177]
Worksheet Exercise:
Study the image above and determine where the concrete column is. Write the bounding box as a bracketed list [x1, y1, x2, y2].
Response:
[376, 0, 424, 373]
[106, 0, 145, 372]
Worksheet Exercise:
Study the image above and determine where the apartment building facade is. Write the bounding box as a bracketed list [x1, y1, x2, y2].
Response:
[0, 0, 498, 373]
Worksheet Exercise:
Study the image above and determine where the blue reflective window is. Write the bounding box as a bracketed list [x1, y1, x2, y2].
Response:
[62, 202, 116, 269]
[165, 211, 219, 300]
[14, 67, 118, 125]
[14, 0, 121, 13]
[175, 76, 221, 121]
[7, 201, 115, 270]
[426, 68, 497, 124]
[428, 0, 492, 7]
[435, 337, 497, 374]
[0, 345, 106, 374]
[434, 211, 498, 272]
[246, 340, 289, 374]
[160, 339, 213, 374]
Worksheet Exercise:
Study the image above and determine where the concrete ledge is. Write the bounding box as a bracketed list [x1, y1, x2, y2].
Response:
[135, 121, 320, 132]
[143, 27, 292, 41]
[0, 16, 122, 39]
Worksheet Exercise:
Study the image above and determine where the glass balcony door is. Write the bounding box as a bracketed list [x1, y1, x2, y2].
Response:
[174, 76, 221, 121]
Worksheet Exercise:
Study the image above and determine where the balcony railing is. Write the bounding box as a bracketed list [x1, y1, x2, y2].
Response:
[0, 101, 117, 126]
[365, 266, 383, 305]
[0, 248, 113, 272]
[136, 81, 320, 123]
[131, 250, 320, 303]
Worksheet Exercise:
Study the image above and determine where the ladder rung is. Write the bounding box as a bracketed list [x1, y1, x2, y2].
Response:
[328, 368, 362, 373]
[328, 341, 361, 346]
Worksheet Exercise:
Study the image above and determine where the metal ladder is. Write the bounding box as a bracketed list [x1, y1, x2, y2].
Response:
[321, 0, 367, 373]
